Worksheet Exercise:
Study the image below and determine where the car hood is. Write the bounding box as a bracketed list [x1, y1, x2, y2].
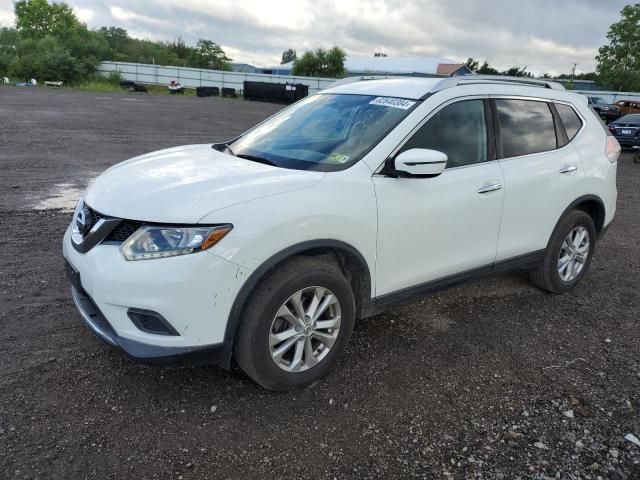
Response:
[85, 144, 325, 223]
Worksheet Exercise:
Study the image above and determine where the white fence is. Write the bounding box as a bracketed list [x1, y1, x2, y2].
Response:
[99, 62, 640, 103]
[99, 61, 335, 94]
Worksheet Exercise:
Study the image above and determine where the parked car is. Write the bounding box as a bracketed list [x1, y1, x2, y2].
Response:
[608, 113, 640, 154]
[587, 96, 621, 123]
[613, 99, 640, 116]
[64, 76, 619, 390]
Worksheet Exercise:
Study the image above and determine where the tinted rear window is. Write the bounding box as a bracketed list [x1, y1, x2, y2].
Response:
[555, 103, 583, 140]
[495, 99, 557, 158]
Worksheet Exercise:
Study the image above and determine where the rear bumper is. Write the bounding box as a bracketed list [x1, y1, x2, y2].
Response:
[70, 281, 230, 366]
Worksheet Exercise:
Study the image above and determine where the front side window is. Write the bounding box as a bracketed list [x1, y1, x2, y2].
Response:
[555, 103, 583, 141]
[398, 99, 488, 169]
[495, 99, 557, 158]
[228, 94, 414, 171]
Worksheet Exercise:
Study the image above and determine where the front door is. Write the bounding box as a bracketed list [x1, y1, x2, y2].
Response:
[373, 98, 505, 297]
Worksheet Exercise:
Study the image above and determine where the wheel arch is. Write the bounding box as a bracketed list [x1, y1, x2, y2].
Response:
[220, 240, 374, 367]
[547, 195, 606, 251]
[562, 194, 606, 237]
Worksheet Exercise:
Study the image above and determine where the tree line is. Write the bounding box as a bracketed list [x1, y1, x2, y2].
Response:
[1, 0, 233, 84]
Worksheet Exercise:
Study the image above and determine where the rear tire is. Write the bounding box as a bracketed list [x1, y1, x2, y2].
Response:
[529, 210, 596, 293]
[634, 151, 640, 164]
[235, 256, 355, 391]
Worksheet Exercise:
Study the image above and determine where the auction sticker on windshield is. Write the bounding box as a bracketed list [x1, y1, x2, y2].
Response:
[327, 153, 351, 163]
[369, 97, 416, 110]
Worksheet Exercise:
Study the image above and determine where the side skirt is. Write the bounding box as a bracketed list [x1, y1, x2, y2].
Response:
[370, 250, 545, 314]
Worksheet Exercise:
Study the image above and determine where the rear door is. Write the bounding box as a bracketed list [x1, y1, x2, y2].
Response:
[493, 97, 585, 261]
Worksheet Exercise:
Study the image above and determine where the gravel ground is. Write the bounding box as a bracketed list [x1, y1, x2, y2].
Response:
[1, 87, 639, 480]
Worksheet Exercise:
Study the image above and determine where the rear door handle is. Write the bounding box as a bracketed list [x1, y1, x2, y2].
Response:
[559, 165, 578, 174]
[477, 183, 503, 194]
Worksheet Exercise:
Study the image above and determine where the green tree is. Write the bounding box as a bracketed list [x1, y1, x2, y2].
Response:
[597, 3, 640, 91]
[10, 35, 86, 81]
[171, 35, 192, 62]
[291, 46, 346, 78]
[465, 57, 479, 72]
[502, 65, 531, 77]
[476, 60, 500, 75]
[98, 26, 130, 57]
[0, 27, 18, 74]
[14, 0, 80, 41]
[281, 48, 296, 64]
[188, 39, 232, 70]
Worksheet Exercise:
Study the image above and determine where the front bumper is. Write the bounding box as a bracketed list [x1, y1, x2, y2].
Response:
[63, 226, 250, 367]
[69, 279, 228, 365]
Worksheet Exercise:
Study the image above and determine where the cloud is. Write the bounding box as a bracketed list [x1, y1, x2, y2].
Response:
[0, 7, 14, 26]
[74, 7, 94, 24]
[0, 0, 629, 74]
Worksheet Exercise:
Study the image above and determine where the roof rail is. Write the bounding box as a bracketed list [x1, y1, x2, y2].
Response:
[429, 75, 565, 94]
[327, 75, 394, 89]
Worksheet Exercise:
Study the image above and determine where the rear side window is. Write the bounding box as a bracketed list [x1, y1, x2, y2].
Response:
[555, 103, 583, 140]
[399, 99, 488, 169]
[495, 99, 557, 158]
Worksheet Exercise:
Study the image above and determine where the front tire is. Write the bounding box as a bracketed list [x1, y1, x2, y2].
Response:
[235, 256, 355, 391]
[529, 210, 596, 293]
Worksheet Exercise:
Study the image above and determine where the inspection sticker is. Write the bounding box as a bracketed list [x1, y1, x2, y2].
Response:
[369, 97, 416, 110]
[327, 153, 351, 163]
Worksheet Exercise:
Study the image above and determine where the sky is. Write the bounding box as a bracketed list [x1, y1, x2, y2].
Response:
[0, 0, 631, 75]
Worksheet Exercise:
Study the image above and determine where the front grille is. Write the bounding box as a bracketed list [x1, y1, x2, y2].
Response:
[106, 220, 144, 243]
[88, 206, 103, 225]
[85, 204, 143, 244]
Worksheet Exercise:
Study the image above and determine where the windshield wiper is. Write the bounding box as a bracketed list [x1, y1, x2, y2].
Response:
[236, 154, 279, 167]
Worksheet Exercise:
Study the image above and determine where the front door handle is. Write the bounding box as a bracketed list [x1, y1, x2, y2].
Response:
[477, 183, 503, 194]
[559, 165, 578, 174]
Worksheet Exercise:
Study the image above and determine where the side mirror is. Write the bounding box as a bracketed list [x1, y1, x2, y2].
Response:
[394, 149, 448, 177]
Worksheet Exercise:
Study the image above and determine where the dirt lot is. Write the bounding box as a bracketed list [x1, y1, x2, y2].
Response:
[1, 87, 639, 480]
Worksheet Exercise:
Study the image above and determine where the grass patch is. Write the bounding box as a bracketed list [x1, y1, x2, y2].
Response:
[75, 78, 197, 96]
[77, 80, 122, 93]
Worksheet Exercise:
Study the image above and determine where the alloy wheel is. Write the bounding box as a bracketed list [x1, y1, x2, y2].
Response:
[557, 226, 590, 282]
[269, 286, 341, 372]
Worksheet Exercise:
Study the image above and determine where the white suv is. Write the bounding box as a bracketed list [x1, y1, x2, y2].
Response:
[63, 76, 619, 390]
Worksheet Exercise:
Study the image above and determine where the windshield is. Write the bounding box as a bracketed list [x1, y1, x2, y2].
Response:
[228, 94, 416, 171]
[591, 97, 606, 105]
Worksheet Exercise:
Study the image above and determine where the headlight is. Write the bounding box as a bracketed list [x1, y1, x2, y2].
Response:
[120, 224, 233, 261]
